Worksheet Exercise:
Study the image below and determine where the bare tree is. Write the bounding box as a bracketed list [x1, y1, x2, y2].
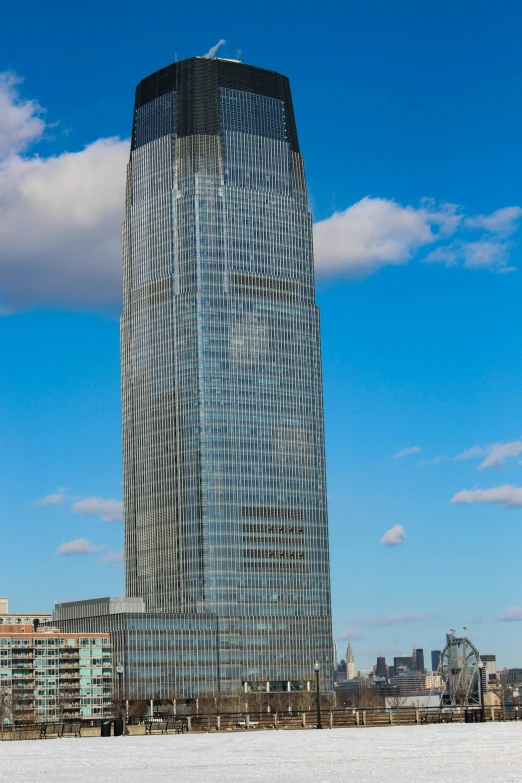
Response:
[127, 700, 150, 719]
[0, 689, 11, 741]
[493, 683, 509, 715]
[51, 687, 69, 737]
[110, 689, 125, 719]
[0, 690, 28, 739]
[387, 689, 407, 724]
[337, 684, 383, 710]
[292, 683, 313, 713]
[357, 685, 384, 709]
[246, 689, 269, 714]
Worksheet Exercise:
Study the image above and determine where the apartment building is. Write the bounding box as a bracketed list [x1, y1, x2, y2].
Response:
[0, 623, 112, 722]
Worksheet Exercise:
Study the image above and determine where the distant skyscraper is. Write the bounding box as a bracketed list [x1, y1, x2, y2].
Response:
[416, 648, 425, 673]
[394, 656, 414, 672]
[346, 640, 356, 680]
[120, 55, 333, 692]
[431, 650, 442, 672]
[481, 654, 497, 689]
[376, 656, 387, 679]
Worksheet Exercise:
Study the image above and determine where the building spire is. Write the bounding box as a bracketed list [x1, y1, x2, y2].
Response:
[346, 639, 356, 680]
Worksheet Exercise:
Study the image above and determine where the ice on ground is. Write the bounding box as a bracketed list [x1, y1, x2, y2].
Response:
[1, 723, 521, 783]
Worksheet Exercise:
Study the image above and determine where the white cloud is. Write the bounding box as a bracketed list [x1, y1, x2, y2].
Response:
[203, 39, 226, 58]
[418, 455, 446, 467]
[0, 137, 128, 313]
[394, 446, 421, 459]
[71, 497, 123, 522]
[359, 613, 436, 627]
[450, 484, 522, 508]
[0, 73, 45, 157]
[1, 74, 521, 314]
[56, 538, 123, 564]
[455, 445, 488, 461]
[56, 538, 100, 556]
[313, 197, 460, 277]
[495, 605, 522, 622]
[100, 549, 124, 564]
[0, 73, 127, 313]
[334, 625, 363, 641]
[464, 206, 522, 236]
[425, 239, 515, 273]
[479, 441, 522, 469]
[36, 492, 65, 506]
[455, 441, 522, 469]
[380, 524, 406, 547]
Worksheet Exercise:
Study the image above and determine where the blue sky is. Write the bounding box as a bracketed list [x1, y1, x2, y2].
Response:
[1, 0, 522, 670]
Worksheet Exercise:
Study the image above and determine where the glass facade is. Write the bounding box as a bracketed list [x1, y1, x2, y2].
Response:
[121, 57, 333, 693]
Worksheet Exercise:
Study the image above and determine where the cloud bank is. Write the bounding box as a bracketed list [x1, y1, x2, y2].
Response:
[35, 492, 65, 506]
[0, 73, 128, 313]
[359, 613, 436, 627]
[334, 625, 364, 641]
[455, 440, 522, 469]
[56, 537, 123, 563]
[313, 198, 460, 276]
[495, 605, 522, 622]
[71, 497, 123, 522]
[450, 485, 522, 508]
[36, 490, 123, 521]
[56, 538, 100, 556]
[1, 74, 521, 314]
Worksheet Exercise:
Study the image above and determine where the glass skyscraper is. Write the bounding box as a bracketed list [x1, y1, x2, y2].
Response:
[120, 56, 332, 692]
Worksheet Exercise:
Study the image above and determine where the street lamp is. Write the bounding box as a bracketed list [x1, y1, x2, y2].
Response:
[116, 661, 125, 735]
[477, 661, 485, 722]
[314, 661, 323, 729]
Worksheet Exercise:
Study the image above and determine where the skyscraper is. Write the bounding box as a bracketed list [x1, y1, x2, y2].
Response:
[431, 650, 441, 672]
[119, 56, 333, 691]
[376, 656, 387, 679]
[346, 641, 356, 680]
[415, 648, 425, 674]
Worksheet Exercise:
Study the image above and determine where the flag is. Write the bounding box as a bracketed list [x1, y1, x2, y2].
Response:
[463, 627, 469, 631]
[450, 629, 456, 633]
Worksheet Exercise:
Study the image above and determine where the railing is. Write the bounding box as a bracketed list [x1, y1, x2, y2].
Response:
[128, 705, 522, 729]
[2, 706, 520, 740]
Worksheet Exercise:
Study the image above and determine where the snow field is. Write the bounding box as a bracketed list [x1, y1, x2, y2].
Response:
[0, 723, 521, 783]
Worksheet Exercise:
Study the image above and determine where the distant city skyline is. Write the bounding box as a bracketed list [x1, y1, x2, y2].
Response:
[1, 0, 522, 667]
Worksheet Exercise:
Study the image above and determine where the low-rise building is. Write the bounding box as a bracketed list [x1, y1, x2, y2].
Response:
[0, 623, 112, 722]
[425, 673, 442, 690]
[385, 691, 442, 709]
[507, 668, 522, 686]
[390, 670, 426, 694]
[0, 597, 51, 628]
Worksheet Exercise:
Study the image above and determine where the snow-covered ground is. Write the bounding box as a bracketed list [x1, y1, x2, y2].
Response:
[1, 724, 520, 783]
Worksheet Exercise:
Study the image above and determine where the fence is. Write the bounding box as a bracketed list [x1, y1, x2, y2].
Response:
[1, 706, 520, 740]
